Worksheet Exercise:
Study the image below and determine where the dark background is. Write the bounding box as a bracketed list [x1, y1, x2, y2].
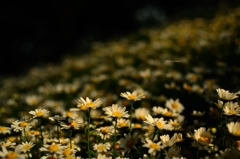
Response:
[1, 0, 240, 76]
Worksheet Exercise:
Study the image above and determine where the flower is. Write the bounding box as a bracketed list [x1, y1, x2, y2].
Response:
[29, 109, 49, 118]
[192, 127, 213, 149]
[216, 88, 239, 100]
[214, 100, 223, 109]
[223, 101, 240, 116]
[0, 126, 11, 134]
[152, 107, 178, 117]
[96, 126, 114, 140]
[19, 141, 35, 153]
[40, 142, 67, 155]
[60, 118, 83, 130]
[134, 107, 150, 120]
[11, 120, 33, 132]
[103, 104, 130, 118]
[0, 145, 25, 159]
[93, 143, 111, 153]
[119, 133, 138, 153]
[120, 91, 145, 101]
[116, 118, 130, 128]
[144, 114, 173, 131]
[165, 98, 184, 113]
[164, 145, 181, 159]
[142, 138, 162, 155]
[71, 97, 102, 111]
[227, 122, 240, 137]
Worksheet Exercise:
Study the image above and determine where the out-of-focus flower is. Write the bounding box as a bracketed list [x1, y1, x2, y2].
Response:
[93, 143, 111, 153]
[20, 141, 35, 153]
[227, 122, 240, 137]
[0, 126, 11, 134]
[223, 101, 240, 116]
[71, 97, 102, 111]
[119, 133, 138, 153]
[96, 126, 114, 140]
[164, 145, 181, 159]
[60, 118, 83, 130]
[142, 138, 162, 156]
[165, 98, 184, 113]
[192, 127, 213, 150]
[0, 145, 25, 159]
[120, 91, 145, 101]
[216, 88, 239, 100]
[29, 109, 49, 118]
[40, 142, 67, 155]
[11, 119, 33, 132]
[144, 114, 173, 131]
[103, 104, 129, 118]
[134, 107, 150, 120]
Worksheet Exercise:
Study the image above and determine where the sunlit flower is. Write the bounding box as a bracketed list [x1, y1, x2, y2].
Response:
[71, 97, 102, 111]
[134, 107, 150, 120]
[223, 101, 240, 116]
[93, 143, 111, 153]
[191, 110, 205, 116]
[29, 109, 49, 118]
[20, 141, 35, 153]
[142, 138, 162, 155]
[116, 118, 130, 128]
[0, 145, 25, 159]
[119, 133, 138, 153]
[165, 98, 184, 113]
[0, 126, 11, 134]
[120, 91, 145, 101]
[160, 134, 176, 148]
[103, 104, 130, 118]
[227, 122, 240, 137]
[216, 88, 239, 100]
[214, 100, 224, 109]
[152, 107, 178, 117]
[192, 127, 213, 149]
[11, 120, 33, 132]
[96, 126, 114, 140]
[96, 153, 112, 159]
[60, 118, 83, 130]
[144, 114, 173, 131]
[40, 142, 67, 155]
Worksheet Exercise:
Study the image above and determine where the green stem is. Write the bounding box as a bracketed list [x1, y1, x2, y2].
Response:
[129, 102, 134, 133]
[113, 117, 118, 159]
[57, 125, 60, 144]
[87, 110, 91, 159]
[38, 118, 44, 144]
[69, 128, 73, 149]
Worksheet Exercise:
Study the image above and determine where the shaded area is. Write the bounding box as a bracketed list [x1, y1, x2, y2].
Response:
[1, 0, 239, 76]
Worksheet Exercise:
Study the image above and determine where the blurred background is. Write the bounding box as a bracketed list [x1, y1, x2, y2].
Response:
[1, 0, 240, 76]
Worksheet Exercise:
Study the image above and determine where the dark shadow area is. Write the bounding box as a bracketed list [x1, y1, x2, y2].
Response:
[1, 0, 240, 76]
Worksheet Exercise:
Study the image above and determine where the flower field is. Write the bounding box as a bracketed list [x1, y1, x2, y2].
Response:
[0, 7, 240, 159]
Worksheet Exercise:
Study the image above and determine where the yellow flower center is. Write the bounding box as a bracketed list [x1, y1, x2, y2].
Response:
[172, 103, 179, 109]
[199, 136, 211, 145]
[6, 152, 18, 159]
[165, 111, 172, 116]
[101, 127, 109, 134]
[8, 137, 15, 142]
[78, 104, 87, 110]
[97, 145, 106, 151]
[65, 156, 74, 159]
[150, 143, 159, 149]
[128, 95, 136, 100]
[86, 102, 95, 108]
[0, 126, 7, 131]
[70, 121, 77, 127]
[112, 111, 122, 117]
[63, 149, 72, 155]
[118, 122, 127, 127]
[23, 144, 32, 151]
[134, 123, 142, 128]
[230, 110, 236, 115]
[19, 121, 28, 127]
[36, 111, 44, 116]
[156, 121, 163, 128]
[48, 144, 59, 152]
[66, 112, 73, 117]
[139, 115, 146, 120]
[171, 122, 180, 127]
[235, 129, 240, 136]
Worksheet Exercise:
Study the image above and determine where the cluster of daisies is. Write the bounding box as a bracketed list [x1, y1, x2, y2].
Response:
[0, 7, 240, 159]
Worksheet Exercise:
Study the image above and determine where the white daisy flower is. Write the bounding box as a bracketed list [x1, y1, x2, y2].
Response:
[0, 126, 11, 134]
[134, 107, 150, 121]
[71, 97, 102, 111]
[60, 118, 83, 130]
[142, 138, 162, 156]
[144, 114, 173, 131]
[116, 118, 130, 128]
[164, 145, 181, 159]
[193, 127, 213, 149]
[120, 91, 145, 101]
[119, 133, 138, 153]
[227, 122, 240, 137]
[96, 126, 114, 140]
[0, 145, 25, 159]
[214, 100, 224, 109]
[11, 120, 33, 132]
[165, 98, 184, 113]
[40, 142, 67, 155]
[223, 101, 240, 116]
[29, 109, 49, 118]
[93, 143, 111, 153]
[216, 88, 239, 100]
[103, 104, 130, 118]
[20, 141, 35, 153]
